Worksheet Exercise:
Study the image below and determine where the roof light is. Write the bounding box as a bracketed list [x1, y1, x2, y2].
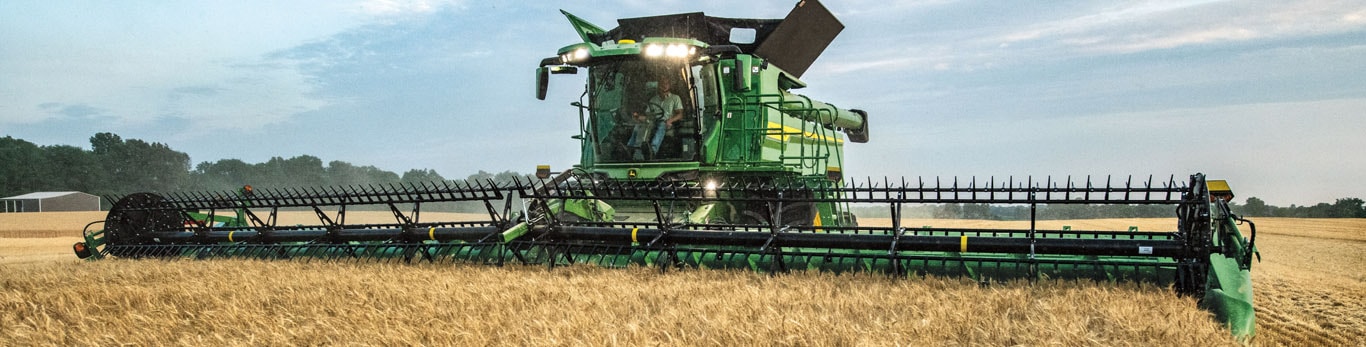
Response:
[644, 44, 664, 57]
[643, 43, 697, 59]
[665, 44, 687, 57]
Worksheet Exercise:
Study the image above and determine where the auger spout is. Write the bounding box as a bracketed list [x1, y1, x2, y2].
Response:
[777, 90, 869, 143]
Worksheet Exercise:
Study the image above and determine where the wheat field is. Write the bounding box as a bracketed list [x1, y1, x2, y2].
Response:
[2, 212, 1363, 345]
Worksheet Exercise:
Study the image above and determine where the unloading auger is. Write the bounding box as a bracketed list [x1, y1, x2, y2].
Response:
[73, 0, 1259, 340]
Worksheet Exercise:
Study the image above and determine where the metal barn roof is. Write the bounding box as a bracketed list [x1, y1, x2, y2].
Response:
[2, 191, 84, 200]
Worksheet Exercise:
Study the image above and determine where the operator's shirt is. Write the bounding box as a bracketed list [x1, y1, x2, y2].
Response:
[648, 92, 683, 121]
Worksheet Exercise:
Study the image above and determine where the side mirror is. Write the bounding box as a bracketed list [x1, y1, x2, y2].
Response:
[536, 67, 549, 100]
[536, 66, 579, 101]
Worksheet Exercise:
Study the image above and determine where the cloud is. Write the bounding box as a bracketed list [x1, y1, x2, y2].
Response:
[0, 2, 344, 133]
[847, 97, 1366, 205]
[999, 0, 1366, 54]
[821, 0, 1366, 76]
[5, 1, 1363, 205]
[156, 59, 327, 132]
[169, 86, 224, 98]
[355, 0, 465, 16]
[0, 51, 327, 136]
[1348, 8, 1366, 23]
[149, 4, 585, 175]
[39, 103, 106, 119]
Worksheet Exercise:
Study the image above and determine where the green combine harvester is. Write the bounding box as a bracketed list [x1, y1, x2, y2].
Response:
[73, 1, 1259, 340]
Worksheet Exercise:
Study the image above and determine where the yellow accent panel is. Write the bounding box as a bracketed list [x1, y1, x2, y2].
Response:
[429, 226, 436, 241]
[960, 235, 968, 252]
[632, 228, 639, 243]
[228, 231, 235, 243]
[764, 122, 844, 144]
[1208, 180, 1232, 194]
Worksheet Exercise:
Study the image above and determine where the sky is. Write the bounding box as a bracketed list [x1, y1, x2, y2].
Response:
[2, 0, 1364, 206]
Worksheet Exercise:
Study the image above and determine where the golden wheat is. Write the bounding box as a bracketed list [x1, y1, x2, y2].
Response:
[0, 211, 485, 238]
[0, 211, 105, 238]
[2, 213, 1363, 345]
[1, 259, 1239, 346]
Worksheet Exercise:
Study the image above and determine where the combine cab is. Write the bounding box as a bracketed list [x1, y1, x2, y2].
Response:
[74, 1, 1258, 340]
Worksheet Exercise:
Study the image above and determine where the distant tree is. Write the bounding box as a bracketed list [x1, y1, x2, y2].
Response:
[465, 170, 495, 183]
[325, 160, 399, 187]
[131, 139, 191, 192]
[40, 145, 101, 194]
[0, 136, 44, 197]
[990, 205, 1028, 220]
[465, 170, 527, 185]
[89, 132, 121, 156]
[961, 203, 992, 220]
[933, 203, 963, 219]
[1239, 197, 1269, 216]
[281, 155, 326, 186]
[89, 132, 190, 194]
[492, 170, 527, 184]
[1283, 204, 1299, 217]
[190, 159, 256, 191]
[1308, 203, 1334, 218]
[1331, 198, 1365, 218]
[3, 133, 450, 200]
[257, 155, 325, 188]
[401, 169, 445, 183]
[1039, 203, 1093, 220]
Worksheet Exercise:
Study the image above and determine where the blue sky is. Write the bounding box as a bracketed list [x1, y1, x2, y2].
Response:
[3, 0, 1364, 206]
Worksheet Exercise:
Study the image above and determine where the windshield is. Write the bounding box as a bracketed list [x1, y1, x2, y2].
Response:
[587, 59, 699, 163]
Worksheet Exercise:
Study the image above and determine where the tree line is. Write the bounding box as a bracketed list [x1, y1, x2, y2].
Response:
[1, 133, 524, 201]
[848, 204, 1178, 220]
[1237, 197, 1366, 218]
[848, 197, 1366, 220]
[3, 133, 1363, 218]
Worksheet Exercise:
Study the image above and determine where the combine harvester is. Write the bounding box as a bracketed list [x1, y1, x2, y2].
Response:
[73, 1, 1259, 340]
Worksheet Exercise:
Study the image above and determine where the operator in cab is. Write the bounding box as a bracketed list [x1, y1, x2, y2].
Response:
[627, 78, 684, 160]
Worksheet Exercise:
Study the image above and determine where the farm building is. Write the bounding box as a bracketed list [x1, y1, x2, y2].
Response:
[1, 191, 101, 212]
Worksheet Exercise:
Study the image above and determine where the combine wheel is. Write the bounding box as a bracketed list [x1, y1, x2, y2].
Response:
[736, 190, 818, 227]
